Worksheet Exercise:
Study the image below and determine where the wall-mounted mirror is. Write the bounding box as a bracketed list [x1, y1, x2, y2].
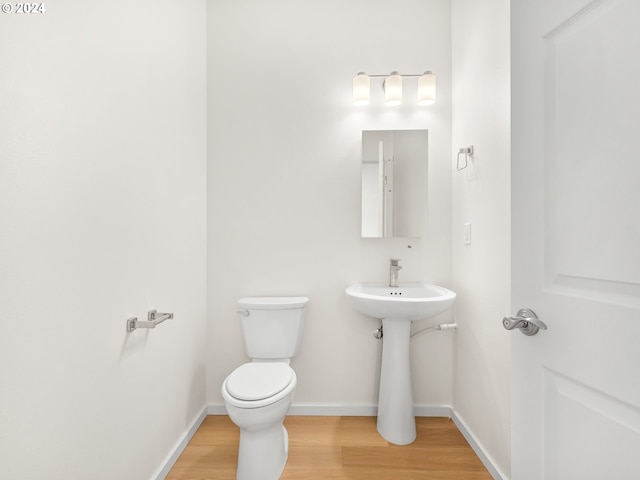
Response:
[361, 130, 428, 238]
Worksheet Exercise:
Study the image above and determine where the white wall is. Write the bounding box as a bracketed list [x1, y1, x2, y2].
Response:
[451, 0, 511, 477]
[0, 2, 207, 479]
[207, 0, 453, 411]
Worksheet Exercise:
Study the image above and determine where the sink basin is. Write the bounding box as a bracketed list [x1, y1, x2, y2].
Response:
[345, 282, 456, 445]
[345, 282, 456, 321]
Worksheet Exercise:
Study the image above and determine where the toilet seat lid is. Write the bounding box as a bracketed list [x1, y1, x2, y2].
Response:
[226, 363, 294, 401]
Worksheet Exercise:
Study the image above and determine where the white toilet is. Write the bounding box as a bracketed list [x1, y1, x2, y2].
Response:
[221, 296, 309, 480]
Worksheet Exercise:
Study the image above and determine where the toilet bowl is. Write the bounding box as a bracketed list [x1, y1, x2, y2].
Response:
[222, 362, 297, 480]
[221, 296, 308, 480]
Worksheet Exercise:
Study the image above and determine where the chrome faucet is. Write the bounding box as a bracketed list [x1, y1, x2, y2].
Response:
[389, 258, 402, 287]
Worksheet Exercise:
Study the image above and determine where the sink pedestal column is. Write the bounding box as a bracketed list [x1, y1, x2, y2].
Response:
[377, 317, 416, 445]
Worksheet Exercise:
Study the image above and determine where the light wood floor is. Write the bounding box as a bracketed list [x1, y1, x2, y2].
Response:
[166, 415, 493, 480]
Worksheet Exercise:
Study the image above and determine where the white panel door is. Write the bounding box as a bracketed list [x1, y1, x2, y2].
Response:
[511, 0, 640, 478]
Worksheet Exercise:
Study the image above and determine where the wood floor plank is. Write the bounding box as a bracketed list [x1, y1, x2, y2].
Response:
[285, 446, 343, 469]
[168, 445, 238, 470]
[336, 416, 389, 447]
[166, 415, 493, 480]
[284, 416, 342, 447]
[413, 418, 473, 448]
[342, 445, 488, 471]
[283, 471, 493, 480]
[165, 467, 236, 480]
[187, 416, 239, 446]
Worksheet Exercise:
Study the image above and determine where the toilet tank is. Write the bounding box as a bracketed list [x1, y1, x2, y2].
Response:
[237, 296, 309, 360]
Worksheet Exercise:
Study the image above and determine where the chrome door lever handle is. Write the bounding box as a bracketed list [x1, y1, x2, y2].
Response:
[502, 308, 547, 336]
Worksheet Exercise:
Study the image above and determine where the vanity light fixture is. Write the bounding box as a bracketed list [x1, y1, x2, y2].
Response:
[383, 71, 403, 106]
[353, 72, 371, 106]
[352, 70, 436, 106]
[417, 71, 436, 105]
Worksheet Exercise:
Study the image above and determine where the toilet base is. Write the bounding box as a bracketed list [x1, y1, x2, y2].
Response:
[237, 424, 288, 480]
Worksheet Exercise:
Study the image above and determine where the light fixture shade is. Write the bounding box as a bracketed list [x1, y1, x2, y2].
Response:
[417, 71, 436, 105]
[353, 72, 370, 105]
[384, 72, 402, 106]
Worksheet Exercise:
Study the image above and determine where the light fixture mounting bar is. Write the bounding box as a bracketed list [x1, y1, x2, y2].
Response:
[367, 73, 429, 78]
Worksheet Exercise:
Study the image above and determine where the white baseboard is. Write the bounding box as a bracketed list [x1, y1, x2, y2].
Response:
[414, 404, 452, 417]
[290, 403, 378, 416]
[209, 402, 379, 416]
[191, 403, 506, 480]
[208, 403, 451, 417]
[451, 409, 507, 480]
[154, 407, 207, 480]
[207, 404, 227, 415]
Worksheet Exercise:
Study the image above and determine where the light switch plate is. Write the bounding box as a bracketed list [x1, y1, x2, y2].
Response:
[464, 223, 471, 245]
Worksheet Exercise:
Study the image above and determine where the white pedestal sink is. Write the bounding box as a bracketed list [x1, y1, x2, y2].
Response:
[345, 282, 456, 445]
